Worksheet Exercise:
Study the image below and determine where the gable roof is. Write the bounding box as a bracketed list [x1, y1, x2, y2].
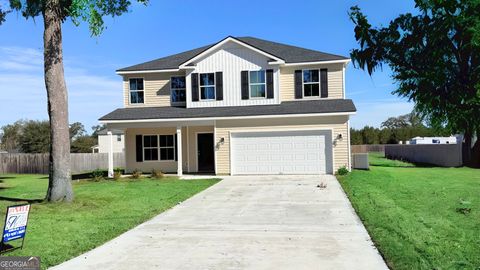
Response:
[117, 36, 349, 73]
[99, 99, 356, 122]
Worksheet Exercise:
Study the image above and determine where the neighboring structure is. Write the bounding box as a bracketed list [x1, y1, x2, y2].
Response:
[100, 36, 356, 175]
[410, 136, 458, 145]
[92, 129, 125, 153]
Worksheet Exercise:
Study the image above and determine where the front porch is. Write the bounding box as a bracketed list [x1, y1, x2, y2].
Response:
[105, 120, 219, 177]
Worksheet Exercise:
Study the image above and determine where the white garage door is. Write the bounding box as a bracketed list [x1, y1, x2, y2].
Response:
[231, 130, 333, 175]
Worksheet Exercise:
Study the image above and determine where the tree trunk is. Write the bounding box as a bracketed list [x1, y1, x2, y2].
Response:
[43, 0, 73, 202]
[470, 133, 480, 168]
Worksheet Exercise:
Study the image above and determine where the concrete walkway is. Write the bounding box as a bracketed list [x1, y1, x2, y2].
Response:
[52, 175, 388, 270]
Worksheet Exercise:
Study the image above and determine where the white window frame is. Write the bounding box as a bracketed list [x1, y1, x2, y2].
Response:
[142, 134, 176, 162]
[170, 76, 186, 105]
[199, 73, 216, 101]
[302, 69, 321, 98]
[129, 78, 145, 105]
[142, 135, 159, 162]
[248, 70, 266, 99]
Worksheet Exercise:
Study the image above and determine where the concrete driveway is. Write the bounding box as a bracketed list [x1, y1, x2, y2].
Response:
[53, 175, 388, 270]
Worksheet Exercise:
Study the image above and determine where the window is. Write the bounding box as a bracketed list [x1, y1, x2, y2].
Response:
[171, 76, 186, 103]
[129, 78, 144, 104]
[117, 135, 122, 142]
[143, 135, 158, 161]
[249, 70, 266, 98]
[302, 70, 320, 97]
[159, 135, 175, 160]
[143, 135, 175, 161]
[199, 73, 215, 100]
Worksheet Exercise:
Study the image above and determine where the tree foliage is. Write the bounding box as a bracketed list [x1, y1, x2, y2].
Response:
[349, 0, 480, 165]
[1, 0, 148, 35]
[351, 113, 450, 145]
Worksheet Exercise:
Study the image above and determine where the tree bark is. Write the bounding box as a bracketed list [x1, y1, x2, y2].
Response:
[43, 0, 73, 202]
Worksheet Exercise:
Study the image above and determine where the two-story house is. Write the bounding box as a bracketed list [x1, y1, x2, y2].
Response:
[100, 36, 356, 176]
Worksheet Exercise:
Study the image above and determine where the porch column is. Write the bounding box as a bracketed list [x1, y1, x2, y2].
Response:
[176, 126, 183, 176]
[107, 131, 114, 178]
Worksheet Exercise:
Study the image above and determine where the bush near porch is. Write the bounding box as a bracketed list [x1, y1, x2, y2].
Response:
[338, 153, 480, 269]
[0, 174, 219, 269]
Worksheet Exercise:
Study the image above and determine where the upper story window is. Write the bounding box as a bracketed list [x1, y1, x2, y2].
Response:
[199, 73, 215, 100]
[249, 70, 266, 98]
[129, 78, 144, 104]
[302, 70, 320, 97]
[171, 76, 186, 103]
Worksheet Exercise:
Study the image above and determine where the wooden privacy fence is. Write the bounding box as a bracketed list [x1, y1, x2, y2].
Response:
[351, 144, 397, 153]
[0, 153, 125, 174]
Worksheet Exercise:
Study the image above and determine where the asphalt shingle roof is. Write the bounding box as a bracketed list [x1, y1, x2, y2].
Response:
[117, 36, 349, 72]
[99, 99, 356, 121]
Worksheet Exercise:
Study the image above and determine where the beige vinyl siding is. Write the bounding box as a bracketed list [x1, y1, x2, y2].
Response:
[124, 126, 213, 173]
[215, 115, 350, 175]
[279, 63, 344, 101]
[123, 71, 185, 107]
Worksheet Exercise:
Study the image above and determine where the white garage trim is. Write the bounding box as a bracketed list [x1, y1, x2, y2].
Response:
[230, 128, 334, 175]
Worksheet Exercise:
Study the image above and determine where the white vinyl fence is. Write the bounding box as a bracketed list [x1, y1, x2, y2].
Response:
[385, 144, 462, 167]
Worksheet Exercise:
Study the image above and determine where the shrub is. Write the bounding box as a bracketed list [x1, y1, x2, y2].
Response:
[130, 169, 142, 179]
[337, 166, 349, 176]
[113, 168, 122, 180]
[91, 169, 104, 182]
[151, 169, 164, 179]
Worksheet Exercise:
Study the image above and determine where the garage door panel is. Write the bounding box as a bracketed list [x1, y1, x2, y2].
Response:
[231, 130, 332, 175]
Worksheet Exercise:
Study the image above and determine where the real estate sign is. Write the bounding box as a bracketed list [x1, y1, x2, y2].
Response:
[2, 204, 31, 243]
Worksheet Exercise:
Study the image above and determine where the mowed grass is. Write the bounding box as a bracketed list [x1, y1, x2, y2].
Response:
[338, 153, 480, 270]
[0, 174, 219, 269]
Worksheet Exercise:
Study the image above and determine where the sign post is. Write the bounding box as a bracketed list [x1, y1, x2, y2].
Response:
[1, 204, 31, 254]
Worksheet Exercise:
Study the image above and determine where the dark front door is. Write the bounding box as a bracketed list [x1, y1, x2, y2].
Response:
[197, 133, 215, 172]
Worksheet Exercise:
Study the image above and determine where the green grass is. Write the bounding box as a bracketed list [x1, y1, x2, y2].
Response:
[338, 153, 480, 270]
[0, 174, 219, 269]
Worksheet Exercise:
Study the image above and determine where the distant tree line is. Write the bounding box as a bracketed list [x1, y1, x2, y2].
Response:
[351, 113, 450, 145]
[0, 120, 106, 153]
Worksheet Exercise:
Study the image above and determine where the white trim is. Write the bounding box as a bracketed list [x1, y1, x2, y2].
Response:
[117, 69, 180, 75]
[176, 126, 183, 176]
[141, 134, 176, 162]
[229, 128, 334, 175]
[100, 112, 356, 124]
[128, 77, 145, 105]
[186, 126, 190, 173]
[213, 120, 217, 175]
[283, 59, 351, 66]
[179, 37, 285, 68]
[195, 132, 215, 172]
[347, 120, 352, 171]
[342, 65, 346, 99]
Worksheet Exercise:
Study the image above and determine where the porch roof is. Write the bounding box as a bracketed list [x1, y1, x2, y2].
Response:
[99, 99, 356, 122]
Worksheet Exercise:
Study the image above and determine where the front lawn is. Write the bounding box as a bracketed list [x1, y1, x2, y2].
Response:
[0, 174, 219, 269]
[338, 153, 480, 269]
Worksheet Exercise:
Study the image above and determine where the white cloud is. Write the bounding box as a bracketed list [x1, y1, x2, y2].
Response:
[0, 46, 122, 131]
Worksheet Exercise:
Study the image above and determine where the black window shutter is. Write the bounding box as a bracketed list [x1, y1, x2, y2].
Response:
[135, 135, 143, 162]
[174, 134, 178, 161]
[266, 69, 274, 99]
[241, 71, 249, 100]
[191, 73, 199, 101]
[294, 70, 303, 99]
[215, 72, 223, 101]
[320, 69, 328, 98]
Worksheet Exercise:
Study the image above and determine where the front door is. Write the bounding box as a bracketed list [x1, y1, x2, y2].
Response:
[197, 133, 215, 172]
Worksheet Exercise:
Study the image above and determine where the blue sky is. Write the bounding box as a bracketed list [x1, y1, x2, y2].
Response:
[0, 0, 416, 133]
